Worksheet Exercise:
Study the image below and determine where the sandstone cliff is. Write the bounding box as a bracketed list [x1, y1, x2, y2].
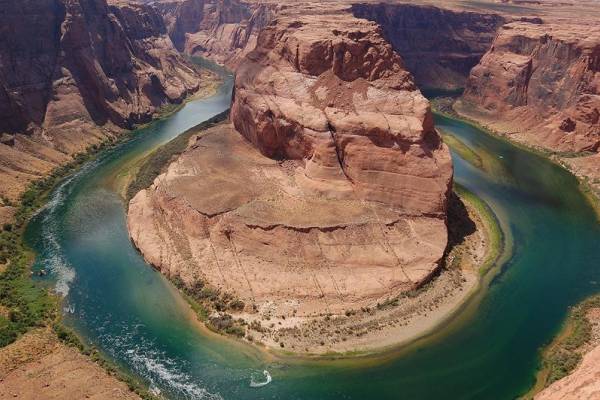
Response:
[128, 7, 453, 342]
[0, 0, 204, 201]
[153, 0, 276, 68]
[536, 345, 600, 399]
[460, 21, 600, 154]
[351, 3, 505, 90]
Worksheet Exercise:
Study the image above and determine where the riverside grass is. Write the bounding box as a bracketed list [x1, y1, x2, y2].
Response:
[453, 183, 503, 277]
[0, 92, 214, 395]
[0, 137, 160, 398]
[524, 294, 600, 399]
[126, 109, 230, 202]
[0, 142, 117, 347]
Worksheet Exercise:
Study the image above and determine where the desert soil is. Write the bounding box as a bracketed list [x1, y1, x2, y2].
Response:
[0, 328, 141, 400]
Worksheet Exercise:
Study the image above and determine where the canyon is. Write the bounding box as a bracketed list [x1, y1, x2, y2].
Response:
[127, 3, 457, 352]
[126, 0, 600, 392]
[0, 0, 213, 204]
[0, 0, 599, 398]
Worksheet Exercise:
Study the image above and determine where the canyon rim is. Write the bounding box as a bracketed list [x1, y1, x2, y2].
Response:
[0, 0, 599, 399]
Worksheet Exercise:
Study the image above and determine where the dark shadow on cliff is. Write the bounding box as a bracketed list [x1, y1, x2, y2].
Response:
[446, 191, 477, 251]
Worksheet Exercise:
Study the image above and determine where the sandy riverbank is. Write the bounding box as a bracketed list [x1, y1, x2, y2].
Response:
[126, 119, 504, 355]
[245, 183, 503, 356]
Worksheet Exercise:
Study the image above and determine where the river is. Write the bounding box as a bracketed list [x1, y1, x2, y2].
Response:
[25, 76, 600, 399]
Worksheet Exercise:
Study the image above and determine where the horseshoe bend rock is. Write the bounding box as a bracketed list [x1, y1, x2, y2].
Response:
[128, 12, 453, 319]
[231, 14, 452, 213]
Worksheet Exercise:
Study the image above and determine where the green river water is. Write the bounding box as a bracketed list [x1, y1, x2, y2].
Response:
[25, 76, 600, 399]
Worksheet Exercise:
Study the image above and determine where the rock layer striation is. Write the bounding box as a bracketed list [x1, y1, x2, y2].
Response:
[351, 3, 505, 90]
[128, 8, 453, 326]
[0, 0, 204, 201]
[153, 0, 276, 68]
[460, 20, 600, 154]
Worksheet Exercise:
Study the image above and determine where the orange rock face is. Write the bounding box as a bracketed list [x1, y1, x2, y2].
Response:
[154, 0, 276, 68]
[351, 3, 505, 90]
[128, 8, 453, 324]
[462, 21, 600, 153]
[0, 0, 204, 201]
[231, 12, 452, 213]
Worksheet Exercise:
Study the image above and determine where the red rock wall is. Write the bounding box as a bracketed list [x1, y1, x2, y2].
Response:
[463, 22, 600, 153]
[351, 3, 505, 90]
[154, 0, 275, 68]
[0, 0, 202, 200]
[230, 13, 453, 215]
[0, 0, 200, 136]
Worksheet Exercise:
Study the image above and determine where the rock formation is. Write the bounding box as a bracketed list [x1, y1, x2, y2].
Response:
[0, 0, 205, 201]
[153, 0, 276, 68]
[536, 343, 600, 400]
[0, 328, 141, 400]
[351, 3, 505, 90]
[460, 20, 600, 154]
[128, 7, 453, 327]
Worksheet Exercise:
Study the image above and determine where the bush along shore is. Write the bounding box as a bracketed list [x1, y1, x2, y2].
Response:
[0, 90, 222, 398]
[126, 112, 255, 340]
[0, 140, 122, 347]
[524, 294, 600, 398]
[0, 131, 168, 398]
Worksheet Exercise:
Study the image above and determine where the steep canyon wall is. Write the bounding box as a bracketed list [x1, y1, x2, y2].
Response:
[0, 0, 204, 201]
[351, 3, 505, 90]
[152, 0, 276, 68]
[460, 21, 600, 154]
[128, 6, 454, 322]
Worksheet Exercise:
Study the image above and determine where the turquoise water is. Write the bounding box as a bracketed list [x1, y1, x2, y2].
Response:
[25, 80, 600, 399]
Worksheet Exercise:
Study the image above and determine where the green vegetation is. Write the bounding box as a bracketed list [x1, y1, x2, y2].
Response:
[126, 110, 230, 202]
[0, 140, 122, 348]
[171, 274, 247, 338]
[0, 58, 227, 394]
[538, 295, 600, 387]
[439, 130, 483, 169]
[0, 117, 195, 394]
[0, 87, 221, 349]
[454, 184, 503, 276]
[0, 253, 55, 346]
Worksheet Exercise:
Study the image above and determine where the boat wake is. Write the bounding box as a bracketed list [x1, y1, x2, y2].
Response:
[101, 324, 223, 400]
[250, 370, 272, 388]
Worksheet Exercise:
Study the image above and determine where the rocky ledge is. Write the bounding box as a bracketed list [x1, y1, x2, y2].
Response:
[153, 0, 276, 68]
[460, 20, 600, 154]
[128, 5, 453, 352]
[0, 0, 209, 202]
